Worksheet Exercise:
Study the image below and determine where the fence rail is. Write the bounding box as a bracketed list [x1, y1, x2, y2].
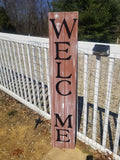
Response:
[0, 32, 120, 159]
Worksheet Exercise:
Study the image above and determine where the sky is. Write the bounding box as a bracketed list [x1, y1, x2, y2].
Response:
[0, 1, 4, 7]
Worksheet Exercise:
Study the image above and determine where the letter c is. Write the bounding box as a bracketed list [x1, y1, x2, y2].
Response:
[56, 80, 71, 96]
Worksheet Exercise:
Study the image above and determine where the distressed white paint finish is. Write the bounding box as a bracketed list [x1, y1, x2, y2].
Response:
[92, 56, 101, 141]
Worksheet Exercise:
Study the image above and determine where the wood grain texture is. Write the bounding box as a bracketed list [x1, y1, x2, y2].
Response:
[49, 12, 78, 148]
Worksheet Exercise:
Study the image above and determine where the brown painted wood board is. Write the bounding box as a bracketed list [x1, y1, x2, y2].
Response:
[49, 12, 78, 149]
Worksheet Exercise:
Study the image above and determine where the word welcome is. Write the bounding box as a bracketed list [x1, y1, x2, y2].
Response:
[49, 12, 78, 148]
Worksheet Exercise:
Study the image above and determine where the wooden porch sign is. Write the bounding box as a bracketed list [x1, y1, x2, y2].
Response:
[49, 12, 78, 149]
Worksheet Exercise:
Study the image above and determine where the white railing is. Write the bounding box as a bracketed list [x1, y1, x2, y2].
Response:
[0, 32, 120, 160]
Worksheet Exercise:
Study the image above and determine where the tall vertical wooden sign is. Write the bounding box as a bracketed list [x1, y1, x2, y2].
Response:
[49, 12, 78, 149]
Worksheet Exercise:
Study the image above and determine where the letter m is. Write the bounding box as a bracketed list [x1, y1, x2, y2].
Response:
[54, 113, 72, 128]
[50, 18, 77, 39]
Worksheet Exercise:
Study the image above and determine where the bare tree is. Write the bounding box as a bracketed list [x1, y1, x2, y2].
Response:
[2, 0, 49, 36]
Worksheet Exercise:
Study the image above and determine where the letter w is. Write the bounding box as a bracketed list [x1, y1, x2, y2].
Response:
[54, 113, 72, 128]
[50, 18, 77, 39]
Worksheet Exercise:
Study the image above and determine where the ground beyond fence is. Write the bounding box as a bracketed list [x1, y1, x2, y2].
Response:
[0, 32, 120, 159]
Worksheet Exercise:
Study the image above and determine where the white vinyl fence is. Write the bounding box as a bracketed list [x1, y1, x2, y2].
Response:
[0, 32, 120, 160]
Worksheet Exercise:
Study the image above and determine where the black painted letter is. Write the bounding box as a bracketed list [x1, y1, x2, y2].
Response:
[55, 42, 71, 60]
[56, 80, 71, 96]
[50, 18, 77, 39]
[54, 113, 72, 128]
[56, 129, 70, 142]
